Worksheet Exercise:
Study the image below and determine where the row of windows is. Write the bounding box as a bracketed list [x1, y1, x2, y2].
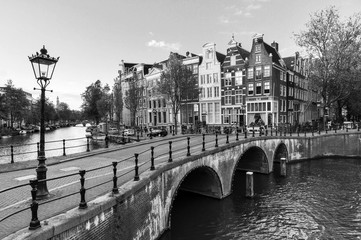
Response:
[148, 111, 167, 124]
[248, 82, 270, 95]
[247, 65, 270, 79]
[224, 89, 245, 105]
[201, 102, 221, 123]
[200, 73, 219, 84]
[223, 108, 244, 123]
[224, 71, 245, 86]
[279, 85, 307, 101]
[200, 86, 220, 98]
[148, 99, 167, 109]
[280, 100, 287, 112]
[186, 64, 199, 74]
[247, 102, 272, 112]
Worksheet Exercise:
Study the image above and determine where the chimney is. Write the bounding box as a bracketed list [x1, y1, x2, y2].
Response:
[271, 41, 279, 51]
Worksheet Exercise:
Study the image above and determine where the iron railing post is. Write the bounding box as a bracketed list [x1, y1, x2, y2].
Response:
[63, 139, 66, 156]
[187, 137, 191, 156]
[202, 134, 205, 151]
[86, 137, 90, 152]
[11, 145, 14, 164]
[150, 146, 155, 170]
[79, 170, 87, 209]
[168, 141, 173, 162]
[112, 162, 119, 194]
[29, 180, 40, 230]
[134, 153, 140, 181]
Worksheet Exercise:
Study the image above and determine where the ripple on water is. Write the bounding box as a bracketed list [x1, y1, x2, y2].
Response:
[163, 158, 361, 240]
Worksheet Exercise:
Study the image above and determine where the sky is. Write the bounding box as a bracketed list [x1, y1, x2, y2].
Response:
[1, 0, 360, 110]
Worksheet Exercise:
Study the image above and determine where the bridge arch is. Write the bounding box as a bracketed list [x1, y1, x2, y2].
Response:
[236, 146, 269, 173]
[273, 142, 288, 163]
[167, 165, 223, 228]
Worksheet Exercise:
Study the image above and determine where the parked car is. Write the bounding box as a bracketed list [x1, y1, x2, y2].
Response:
[147, 128, 168, 137]
[246, 125, 265, 135]
[108, 127, 118, 134]
[343, 121, 355, 129]
[122, 129, 135, 136]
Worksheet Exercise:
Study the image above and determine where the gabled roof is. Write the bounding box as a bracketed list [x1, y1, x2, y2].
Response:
[263, 43, 284, 67]
[236, 45, 250, 60]
[216, 51, 226, 63]
[124, 63, 137, 69]
[283, 56, 294, 70]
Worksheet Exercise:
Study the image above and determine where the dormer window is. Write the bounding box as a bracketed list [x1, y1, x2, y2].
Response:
[255, 44, 261, 52]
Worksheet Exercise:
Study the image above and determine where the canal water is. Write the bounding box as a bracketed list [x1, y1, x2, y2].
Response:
[0, 125, 106, 164]
[161, 158, 361, 239]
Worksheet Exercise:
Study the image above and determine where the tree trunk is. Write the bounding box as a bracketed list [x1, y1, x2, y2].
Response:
[131, 110, 136, 127]
[173, 105, 178, 135]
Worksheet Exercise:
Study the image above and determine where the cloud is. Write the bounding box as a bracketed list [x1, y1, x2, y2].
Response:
[147, 40, 181, 51]
[149, 32, 154, 36]
[219, 16, 230, 24]
[227, 0, 268, 17]
[246, 4, 261, 11]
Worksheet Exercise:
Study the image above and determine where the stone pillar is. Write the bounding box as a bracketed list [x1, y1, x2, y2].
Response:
[280, 157, 287, 177]
[246, 171, 254, 198]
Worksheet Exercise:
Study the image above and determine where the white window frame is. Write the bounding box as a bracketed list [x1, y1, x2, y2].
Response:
[235, 71, 242, 85]
[248, 83, 254, 95]
[225, 90, 232, 105]
[256, 66, 262, 80]
[256, 82, 262, 95]
[264, 65, 270, 77]
[264, 81, 270, 94]
[225, 72, 232, 86]
[248, 68, 254, 79]
[213, 73, 218, 83]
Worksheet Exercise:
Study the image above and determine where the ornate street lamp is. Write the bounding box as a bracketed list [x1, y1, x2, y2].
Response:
[29, 46, 59, 198]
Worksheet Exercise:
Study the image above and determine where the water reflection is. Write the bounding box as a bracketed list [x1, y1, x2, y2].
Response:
[0, 126, 108, 164]
[163, 158, 361, 239]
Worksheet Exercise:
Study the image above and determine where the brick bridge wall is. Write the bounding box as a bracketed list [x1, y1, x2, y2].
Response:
[7, 132, 361, 240]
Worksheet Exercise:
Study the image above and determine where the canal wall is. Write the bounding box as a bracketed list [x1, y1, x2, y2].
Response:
[6, 132, 361, 240]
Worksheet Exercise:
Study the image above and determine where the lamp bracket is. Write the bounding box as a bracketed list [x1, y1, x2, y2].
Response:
[33, 87, 53, 93]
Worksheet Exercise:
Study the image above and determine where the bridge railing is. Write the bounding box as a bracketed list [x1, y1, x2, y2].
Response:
[0, 136, 111, 164]
[1, 129, 359, 236]
[0, 134, 229, 232]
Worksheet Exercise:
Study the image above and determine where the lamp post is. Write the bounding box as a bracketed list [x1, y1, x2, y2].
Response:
[29, 46, 59, 199]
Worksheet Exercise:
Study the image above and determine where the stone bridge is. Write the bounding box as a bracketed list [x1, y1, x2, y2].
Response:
[8, 132, 361, 240]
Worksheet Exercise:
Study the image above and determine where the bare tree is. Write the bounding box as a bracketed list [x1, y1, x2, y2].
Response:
[157, 53, 197, 134]
[294, 6, 361, 122]
[113, 78, 123, 126]
[124, 72, 143, 127]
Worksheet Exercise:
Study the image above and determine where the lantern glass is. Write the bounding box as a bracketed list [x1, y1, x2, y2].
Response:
[29, 46, 59, 81]
[31, 59, 57, 80]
